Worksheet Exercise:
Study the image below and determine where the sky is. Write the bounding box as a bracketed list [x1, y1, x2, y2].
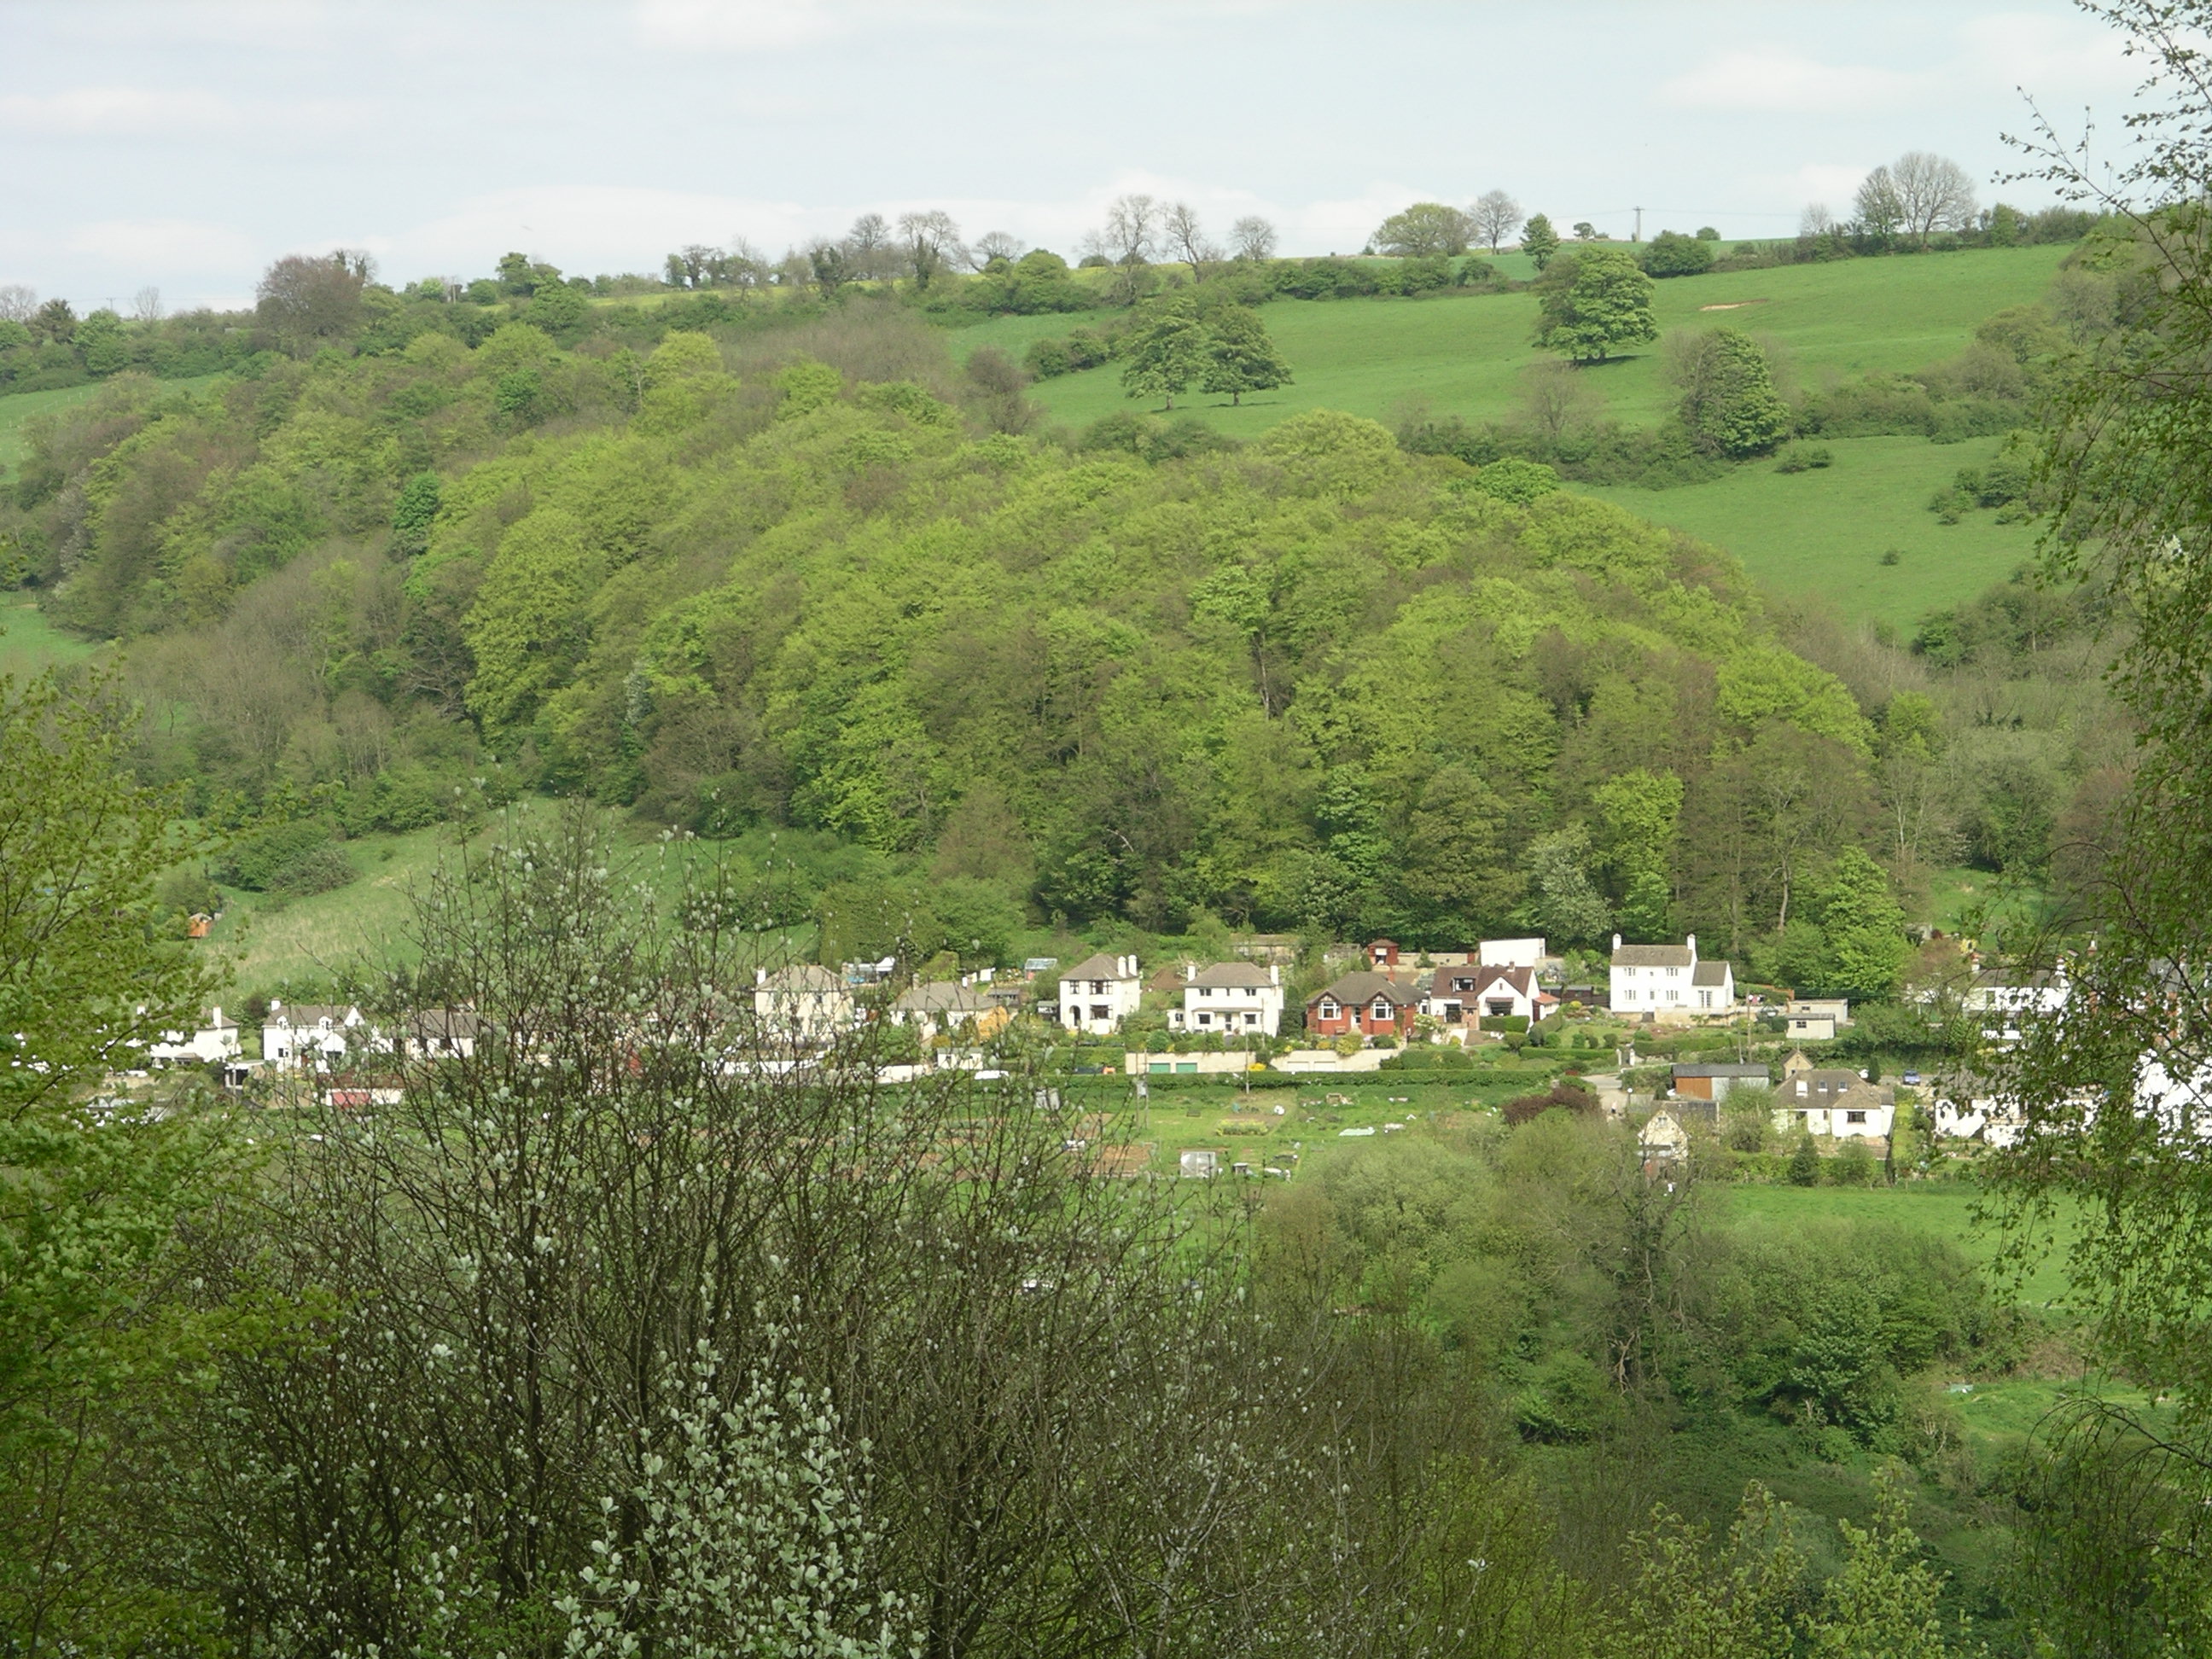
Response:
[0, 0, 2149, 313]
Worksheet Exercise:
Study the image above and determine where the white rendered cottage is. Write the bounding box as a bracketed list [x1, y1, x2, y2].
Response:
[148, 1007, 242, 1065]
[262, 1002, 368, 1070]
[1058, 953, 1143, 1035]
[1168, 962, 1284, 1037]
[1608, 934, 1736, 1019]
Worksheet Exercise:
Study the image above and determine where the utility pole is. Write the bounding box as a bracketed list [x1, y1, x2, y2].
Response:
[1633, 207, 1643, 242]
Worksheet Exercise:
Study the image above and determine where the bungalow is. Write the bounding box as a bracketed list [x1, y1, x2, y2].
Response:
[148, 1006, 241, 1065]
[405, 1008, 480, 1061]
[1771, 1066, 1895, 1143]
[1058, 953, 1143, 1035]
[754, 965, 855, 1044]
[263, 1002, 368, 1070]
[1306, 971, 1422, 1040]
[1424, 963, 1542, 1025]
[1168, 962, 1285, 1037]
[1608, 934, 1737, 1019]
[890, 981, 1010, 1042]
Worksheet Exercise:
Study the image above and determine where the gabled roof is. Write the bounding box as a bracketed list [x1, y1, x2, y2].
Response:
[408, 1009, 480, 1040]
[270, 1004, 358, 1028]
[1691, 959, 1732, 987]
[1062, 952, 1135, 982]
[761, 964, 844, 992]
[1311, 971, 1421, 1009]
[894, 981, 997, 1015]
[1187, 963, 1274, 989]
[1613, 942, 1694, 968]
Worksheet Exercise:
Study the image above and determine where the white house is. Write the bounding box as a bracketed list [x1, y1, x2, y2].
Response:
[1479, 937, 1547, 969]
[263, 1002, 368, 1070]
[754, 965, 855, 1044]
[405, 1008, 480, 1061]
[1609, 934, 1737, 1019]
[148, 1007, 241, 1065]
[1424, 963, 1541, 1024]
[1771, 1066, 1895, 1142]
[1963, 968, 2068, 1045]
[1058, 953, 1143, 1035]
[889, 981, 1008, 1042]
[1167, 962, 1284, 1037]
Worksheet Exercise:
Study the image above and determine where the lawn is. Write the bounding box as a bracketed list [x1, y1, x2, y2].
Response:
[1582, 435, 2041, 633]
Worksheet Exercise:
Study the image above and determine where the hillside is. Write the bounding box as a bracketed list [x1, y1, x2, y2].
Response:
[952, 246, 2069, 626]
[0, 308, 1908, 985]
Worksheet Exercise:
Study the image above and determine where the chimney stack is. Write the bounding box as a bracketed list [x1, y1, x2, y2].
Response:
[1611, 934, 1622, 953]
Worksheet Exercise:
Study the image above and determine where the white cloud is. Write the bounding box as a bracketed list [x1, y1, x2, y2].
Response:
[63, 218, 259, 271]
[377, 185, 827, 277]
[1660, 48, 1929, 114]
[1957, 10, 2138, 97]
[1792, 162, 1874, 207]
[633, 0, 848, 49]
[0, 86, 239, 136]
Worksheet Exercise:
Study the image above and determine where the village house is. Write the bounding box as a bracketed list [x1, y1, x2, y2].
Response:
[1639, 1107, 1692, 1174]
[1423, 962, 1545, 1027]
[262, 1002, 368, 1071]
[1480, 937, 1547, 968]
[1771, 1063, 1895, 1143]
[1306, 970, 1422, 1041]
[148, 1007, 241, 1065]
[1963, 967, 2068, 1045]
[405, 1008, 480, 1061]
[1608, 934, 1737, 1019]
[753, 964, 855, 1044]
[890, 981, 1010, 1043]
[1168, 962, 1285, 1037]
[1058, 953, 1143, 1034]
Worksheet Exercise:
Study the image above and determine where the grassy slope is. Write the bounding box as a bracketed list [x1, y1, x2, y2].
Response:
[1720, 1180, 2075, 1306]
[1582, 437, 2036, 635]
[954, 247, 2069, 627]
[0, 381, 101, 477]
[0, 592, 99, 678]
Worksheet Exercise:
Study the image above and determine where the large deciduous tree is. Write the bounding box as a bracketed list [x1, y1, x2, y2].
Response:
[1199, 304, 1291, 405]
[1668, 328, 1792, 457]
[1534, 248, 1659, 363]
[1470, 189, 1524, 253]
[1372, 201, 1474, 259]
[255, 250, 371, 351]
[1119, 309, 1209, 410]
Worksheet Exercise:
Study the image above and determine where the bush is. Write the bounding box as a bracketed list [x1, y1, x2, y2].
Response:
[1773, 443, 1832, 473]
[1640, 230, 1715, 277]
[1834, 1139, 1877, 1185]
[216, 820, 339, 891]
[265, 842, 358, 897]
[1788, 1133, 1821, 1186]
[1502, 1080, 1596, 1126]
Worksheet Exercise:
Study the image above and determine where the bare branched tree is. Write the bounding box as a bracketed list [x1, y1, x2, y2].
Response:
[844, 212, 893, 280]
[1800, 202, 1836, 237]
[1470, 189, 1524, 253]
[1161, 201, 1220, 282]
[1889, 150, 1978, 246]
[130, 285, 161, 323]
[1229, 215, 1278, 261]
[969, 230, 1026, 269]
[1518, 358, 1605, 444]
[0, 283, 39, 323]
[895, 209, 965, 288]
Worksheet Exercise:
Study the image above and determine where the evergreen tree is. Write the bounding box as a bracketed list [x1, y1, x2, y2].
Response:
[1199, 305, 1291, 406]
[1789, 1134, 1821, 1186]
[1520, 212, 1560, 271]
[1673, 328, 1792, 457]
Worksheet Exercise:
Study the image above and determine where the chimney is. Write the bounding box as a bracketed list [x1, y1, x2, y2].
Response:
[755, 968, 767, 986]
[1185, 962, 1196, 981]
[1611, 934, 1622, 953]
[1686, 934, 1697, 958]
[1269, 964, 1279, 984]
[1123, 954, 1136, 978]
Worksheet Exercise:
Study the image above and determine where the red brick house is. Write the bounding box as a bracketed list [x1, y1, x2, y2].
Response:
[1366, 940, 1402, 968]
[1306, 971, 1422, 1039]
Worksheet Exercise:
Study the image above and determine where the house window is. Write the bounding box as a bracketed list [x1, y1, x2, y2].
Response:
[1243, 1011, 1259, 1026]
[1845, 1109, 1867, 1125]
[1196, 1012, 1212, 1027]
[1372, 1000, 1392, 1021]
[1699, 991, 1713, 1009]
[1090, 1004, 1109, 1022]
[1318, 998, 1339, 1019]
[1486, 1000, 1513, 1017]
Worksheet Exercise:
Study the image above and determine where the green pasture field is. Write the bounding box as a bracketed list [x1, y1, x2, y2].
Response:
[200, 804, 827, 1006]
[0, 381, 102, 477]
[1582, 435, 2041, 633]
[954, 244, 2073, 437]
[1720, 1181, 2080, 1308]
[0, 591, 100, 679]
